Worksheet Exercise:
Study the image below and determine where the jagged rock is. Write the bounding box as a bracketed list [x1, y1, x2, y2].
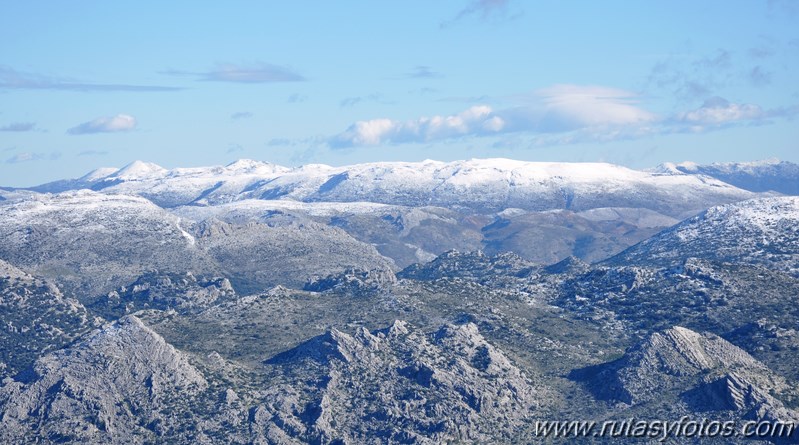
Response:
[89, 271, 236, 318]
[543, 255, 591, 275]
[398, 250, 536, 282]
[255, 320, 539, 444]
[0, 316, 209, 444]
[304, 267, 397, 294]
[572, 326, 799, 428]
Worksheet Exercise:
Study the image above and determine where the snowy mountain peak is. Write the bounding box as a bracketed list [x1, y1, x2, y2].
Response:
[225, 159, 286, 173]
[110, 160, 168, 180]
[77, 167, 120, 182]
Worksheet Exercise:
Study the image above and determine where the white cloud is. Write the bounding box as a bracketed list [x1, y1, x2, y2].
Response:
[677, 97, 764, 124]
[331, 84, 654, 147]
[534, 84, 656, 129]
[330, 85, 793, 149]
[67, 114, 137, 135]
[330, 105, 505, 147]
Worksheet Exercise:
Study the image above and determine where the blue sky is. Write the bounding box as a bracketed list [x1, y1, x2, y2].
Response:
[1, 0, 797, 186]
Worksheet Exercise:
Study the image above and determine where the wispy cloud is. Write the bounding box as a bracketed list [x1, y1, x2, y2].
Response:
[0, 65, 181, 92]
[748, 66, 772, 86]
[288, 93, 308, 103]
[672, 97, 797, 131]
[231, 111, 254, 120]
[77, 150, 109, 157]
[648, 48, 780, 99]
[648, 49, 735, 100]
[68, 114, 137, 135]
[164, 63, 305, 84]
[5, 151, 60, 164]
[531, 84, 656, 130]
[227, 143, 244, 153]
[267, 138, 292, 147]
[441, 0, 520, 27]
[407, 66, 441, 79]
[339, 93, 391, 108]
[0, 122, 36, 132]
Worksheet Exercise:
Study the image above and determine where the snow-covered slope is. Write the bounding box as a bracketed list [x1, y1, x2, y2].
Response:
[0, 190, 218, 297]
[605, 196, 799, 274]
[30, 158, 759, 217]
[653, 158, 799, 195]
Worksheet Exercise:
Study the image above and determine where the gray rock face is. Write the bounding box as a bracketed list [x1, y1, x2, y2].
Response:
[574, 327, 798, 423]
[89, 271, 236, 318]
[480, 207, 678, 264]
[2, 159, 799, 444]
[399, 250, 536, 283]
[304, 267, 397, 294]
[255, 321, 539, 444]
[0, 316, 209, 444]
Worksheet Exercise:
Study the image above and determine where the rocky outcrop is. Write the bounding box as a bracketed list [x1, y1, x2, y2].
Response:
[253, 320, 539, 444]
[0, 316, 209, 444]
[398, 250, 536, 282]
[573, 326, 799, 432]
[89, 271, 236, 318]
[304, 267, 397, 294]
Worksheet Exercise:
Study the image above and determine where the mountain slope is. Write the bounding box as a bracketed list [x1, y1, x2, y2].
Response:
[0, 190, 218, 299]
[572, 326, 799, 436]
[254, 320, 540, 444]
[0, 259, 101, 379]
[605, 196, 799, 274]
[655, 159, 799, 195]
[0, 316, 210, 444]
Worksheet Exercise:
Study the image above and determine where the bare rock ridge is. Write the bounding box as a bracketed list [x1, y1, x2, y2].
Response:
[573, 326, 799, 430]
[0, 316, 208, 444]
[1, 159, 798, 444]
[256, 320, 539, 444]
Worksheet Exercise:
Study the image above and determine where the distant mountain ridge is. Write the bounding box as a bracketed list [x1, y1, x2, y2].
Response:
[22, 158, 777, 217]
[653, 158, 799, 195]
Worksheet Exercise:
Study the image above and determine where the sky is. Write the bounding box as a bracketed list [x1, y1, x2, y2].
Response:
[1, 0, 798, 187]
